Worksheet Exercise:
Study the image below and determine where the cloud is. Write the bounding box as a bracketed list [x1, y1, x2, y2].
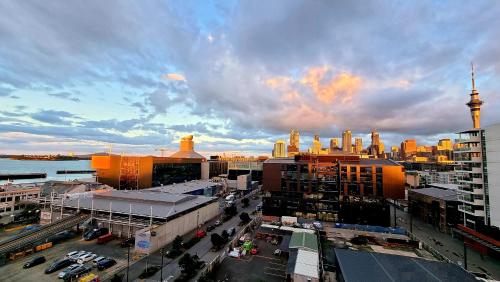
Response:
[1, 1, 500, 154]
[162, 73, 186, 81]
[48, 91, 80, 102]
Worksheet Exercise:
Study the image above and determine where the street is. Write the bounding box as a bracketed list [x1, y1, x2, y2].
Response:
[392, 205, 500, 280]
[111, 193, 262, 282]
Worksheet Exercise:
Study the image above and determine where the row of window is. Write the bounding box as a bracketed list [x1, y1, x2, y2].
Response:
[0, 193, 39, 203]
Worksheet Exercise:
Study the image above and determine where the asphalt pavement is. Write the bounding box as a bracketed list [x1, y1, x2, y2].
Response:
[392, 205, 500, 280]
[110, 193, 262, 282]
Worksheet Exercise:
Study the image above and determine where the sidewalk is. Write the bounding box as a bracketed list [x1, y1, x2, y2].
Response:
[392, 205, 500, 280]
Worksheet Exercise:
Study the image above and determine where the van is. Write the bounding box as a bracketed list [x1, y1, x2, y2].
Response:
[96, 233, 114, 244]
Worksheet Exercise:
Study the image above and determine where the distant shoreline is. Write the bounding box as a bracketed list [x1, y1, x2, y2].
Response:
[0, 156, 91, 161]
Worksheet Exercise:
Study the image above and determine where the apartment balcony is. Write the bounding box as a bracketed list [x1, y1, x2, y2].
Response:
[459, 195, 484, 206]
[455, 135, 480, 144]
[458, 205, 485, 217]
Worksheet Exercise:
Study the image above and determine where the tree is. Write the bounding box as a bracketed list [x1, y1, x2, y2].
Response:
[211, 233, 226, 248]
[221, 230, 229, 242]
[179, 253, 201, 276]
[172, 235, 183, 250]
[241, 198, 250, 207]
[224, 205, 237, 216]
[239, 212, 251, 223]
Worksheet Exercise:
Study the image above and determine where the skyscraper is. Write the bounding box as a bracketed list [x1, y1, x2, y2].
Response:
[400, 139, 417, 160]
[371, 130, 381, 156]
[354, 137, 363, 154]
[288, 129, 300, 156]
[467, 63, 483, 129]
[342, 130, 352, 153]
[273, 140, 287, 158]
[311, 135, 322, 154]
[329, 138, 340, 152]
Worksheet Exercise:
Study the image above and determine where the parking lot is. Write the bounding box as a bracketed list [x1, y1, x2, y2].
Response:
[2, 235, 129, 282]
[214, 236, 286, 282]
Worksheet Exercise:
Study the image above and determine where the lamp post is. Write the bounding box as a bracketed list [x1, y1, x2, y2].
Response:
[160, 248, 164, 282]
[126, 239, 131, 282]
[463, 241, 468, 270]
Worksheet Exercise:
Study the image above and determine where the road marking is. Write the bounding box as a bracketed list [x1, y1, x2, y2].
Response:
[253, 254, 281, 261]
[264, 271, 286, 278]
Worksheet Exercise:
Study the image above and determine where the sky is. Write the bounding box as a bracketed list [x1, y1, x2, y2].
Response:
[1, 0, 500, 157]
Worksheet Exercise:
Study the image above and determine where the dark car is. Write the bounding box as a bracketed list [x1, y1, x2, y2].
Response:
[23, 256, 46, 268]
[206, 225, 215, 232]
[45, 258, 73, 274]
[63, 265, 91, 281]
[84, 227, 109, 241]
[97, 258, 117, 270]
[47, 230, 77, 244]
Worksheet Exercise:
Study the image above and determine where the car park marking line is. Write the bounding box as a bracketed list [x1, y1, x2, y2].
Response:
[264, 271, 286, 278]
[253, 254, 281, 261]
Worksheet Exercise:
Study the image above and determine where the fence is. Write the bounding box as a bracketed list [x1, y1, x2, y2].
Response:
[406, 231, 453, 263]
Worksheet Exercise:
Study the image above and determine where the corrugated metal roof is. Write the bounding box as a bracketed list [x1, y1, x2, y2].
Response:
[294, 249, 319, 278]
[289, 231, 318, 252]
[335, 249, 478, 282]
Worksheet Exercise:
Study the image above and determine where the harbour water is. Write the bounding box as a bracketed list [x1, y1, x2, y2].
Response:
[0, 158, 93, 184]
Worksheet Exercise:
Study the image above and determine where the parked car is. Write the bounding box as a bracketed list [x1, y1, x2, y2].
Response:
[23, 256, 46, 268]
[77, 253, 97, 264]
[227, 227, 236, 237]
[92, 256, 106, 266]
[206, 225, 215, 232]
[58, 264, 80, 279]
[195, 230, 206, 238]
[66, 251, 80, 258]
[84, 227, 109, 241]
[97, 233, 114, 244]
[47, 230, 77, 244]
[45, 258, 73, 274]
[214, 220, 222, 226]
[63, 265, 91, 281]
[97, 258, 116, 270]
[70, 251, 89, 262]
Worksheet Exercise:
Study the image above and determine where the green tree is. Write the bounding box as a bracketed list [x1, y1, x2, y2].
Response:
[239, 212, 251, 223]
[172, 235, 183, 250]
[241, 198, 250, 207]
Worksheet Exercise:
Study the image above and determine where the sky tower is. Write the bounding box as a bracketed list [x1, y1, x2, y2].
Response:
[467, 63, 483, 129]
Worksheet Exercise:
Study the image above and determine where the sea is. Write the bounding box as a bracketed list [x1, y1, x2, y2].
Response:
[0, 158, 94, 184]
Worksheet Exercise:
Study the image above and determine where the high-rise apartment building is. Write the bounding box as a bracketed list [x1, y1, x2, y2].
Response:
[311, 137, 322, 155]
[354, 137, 363, 154]
[342, 130, 352, 153]
[401, 139, 417, 160]
[288, 129, 300, 156]
[273, 140, 287, 158]
[329, 138, 340, 152]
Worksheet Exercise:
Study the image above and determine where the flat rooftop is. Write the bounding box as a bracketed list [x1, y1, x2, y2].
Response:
[410, 187, 459, 201]
[335, 249, 477, 282]
[146, 179, 221, 194]
[53, 190, 217, 219]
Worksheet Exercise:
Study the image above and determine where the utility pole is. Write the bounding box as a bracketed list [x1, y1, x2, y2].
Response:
[126, 241, 131, 282]
[160, 248, 164, 282]
[463, 241, 468, 270]
[393, 201, 397, 227]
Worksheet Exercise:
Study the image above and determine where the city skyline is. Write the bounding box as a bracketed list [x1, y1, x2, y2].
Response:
[1, 1, 500, 156]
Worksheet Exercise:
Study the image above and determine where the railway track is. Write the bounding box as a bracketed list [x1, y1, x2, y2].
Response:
[0, 213, 90, 256]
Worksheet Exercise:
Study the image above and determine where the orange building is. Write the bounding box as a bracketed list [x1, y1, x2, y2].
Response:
[400, 139, 417, 160]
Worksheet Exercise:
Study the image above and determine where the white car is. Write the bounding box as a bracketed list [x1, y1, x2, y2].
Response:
[92, 256, 106, 266]
[69, 251, 88, 261]
[77, 253, 97, 264]
[66, 251, 79, 258]
[58, 264, 80, 278]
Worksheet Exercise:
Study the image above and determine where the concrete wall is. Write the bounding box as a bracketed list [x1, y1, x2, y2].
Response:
[485, 123, 500, 228]
[293, 273, 319, 282]
[136, 201, 219, 254]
